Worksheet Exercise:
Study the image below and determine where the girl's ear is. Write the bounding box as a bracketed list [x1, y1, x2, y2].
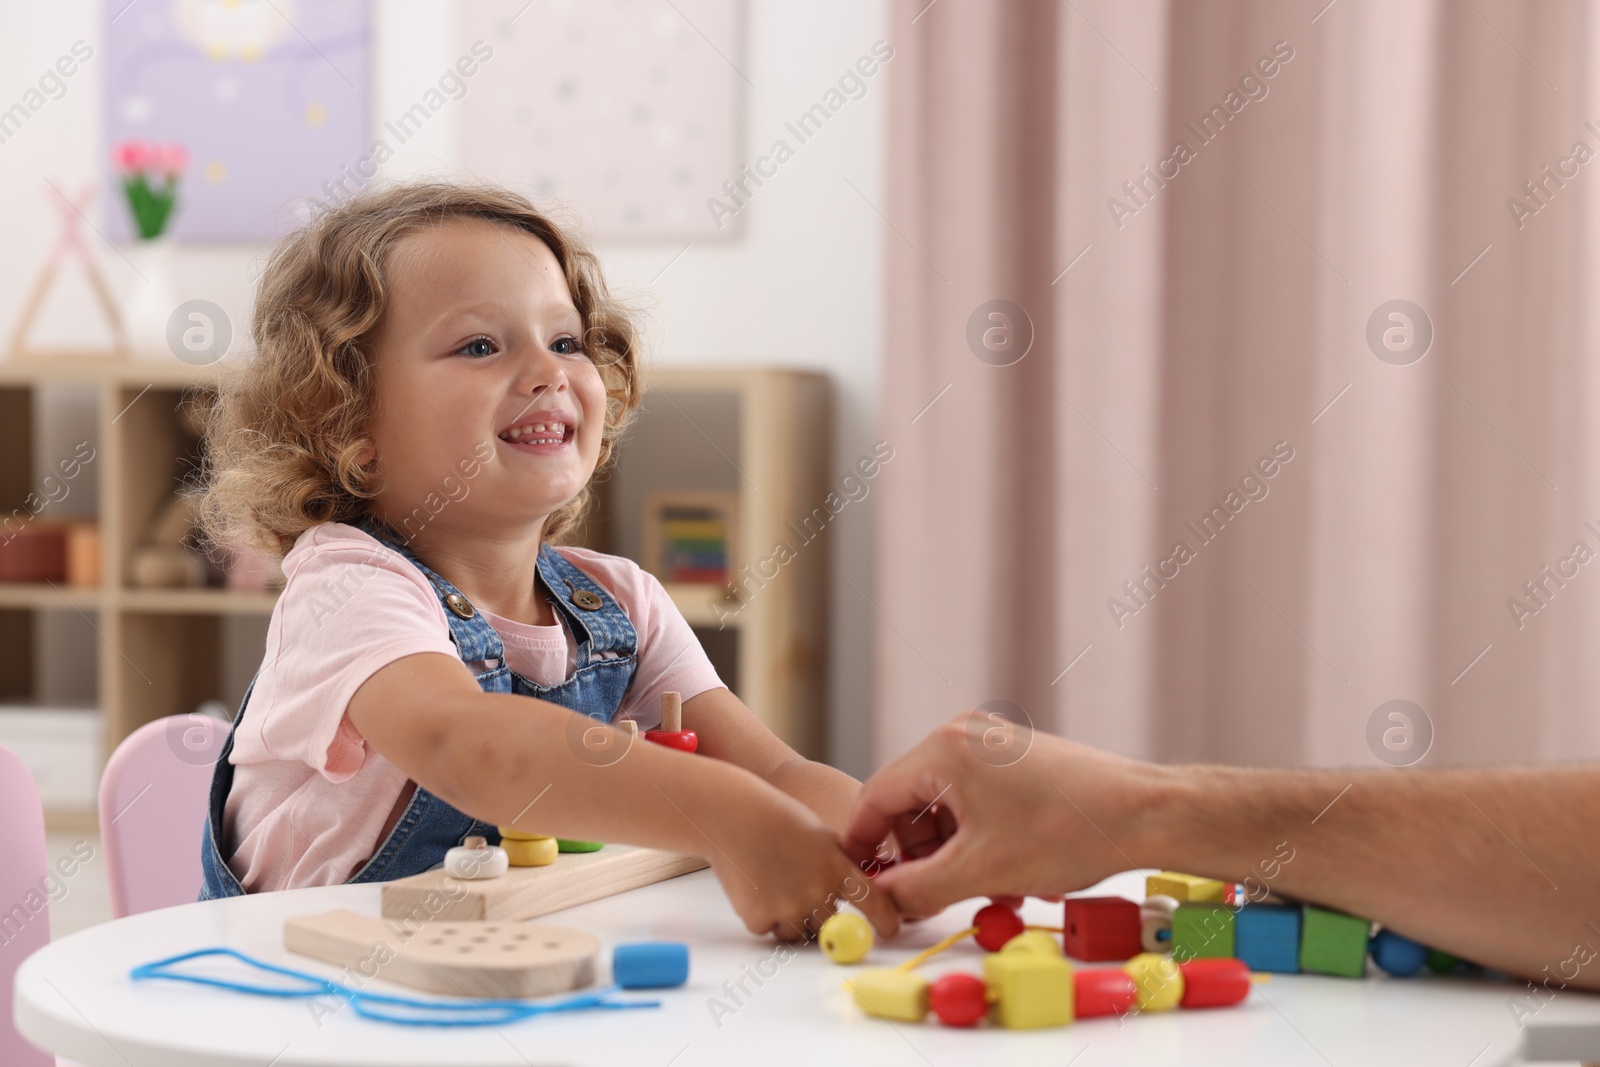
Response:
[354, 445, 376, 468]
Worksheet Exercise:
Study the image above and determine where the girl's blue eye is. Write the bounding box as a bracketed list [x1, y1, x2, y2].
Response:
[551, 335, 587, 356]
[457, 336, 497, 358]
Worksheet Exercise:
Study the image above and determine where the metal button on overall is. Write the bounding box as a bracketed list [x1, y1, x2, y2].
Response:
[444, 593, 475, 619]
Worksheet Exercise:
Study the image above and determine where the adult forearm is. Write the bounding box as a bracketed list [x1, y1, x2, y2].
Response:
[1148, 764, 1600, 987]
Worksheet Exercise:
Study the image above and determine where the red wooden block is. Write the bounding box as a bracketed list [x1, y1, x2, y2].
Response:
[1062, 897, 1142, 962]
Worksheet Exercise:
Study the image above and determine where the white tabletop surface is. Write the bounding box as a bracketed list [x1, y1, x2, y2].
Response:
[15, 868, 1600, 1066]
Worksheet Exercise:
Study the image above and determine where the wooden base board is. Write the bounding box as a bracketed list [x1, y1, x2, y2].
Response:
[285, 908, 598, 999]
[380, 844, 708, 923]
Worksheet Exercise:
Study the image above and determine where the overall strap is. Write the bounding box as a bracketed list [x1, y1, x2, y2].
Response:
[351, 515, 505, 664]
[534, 543, 638, 664]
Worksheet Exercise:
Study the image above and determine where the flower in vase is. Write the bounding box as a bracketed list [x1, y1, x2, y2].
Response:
[112, 139, 188, 240]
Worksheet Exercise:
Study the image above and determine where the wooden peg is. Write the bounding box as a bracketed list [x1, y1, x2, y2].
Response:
[661, 691, 682, 732]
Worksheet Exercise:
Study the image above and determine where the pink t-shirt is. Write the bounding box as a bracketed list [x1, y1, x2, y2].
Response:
[222, 522, 723, 893]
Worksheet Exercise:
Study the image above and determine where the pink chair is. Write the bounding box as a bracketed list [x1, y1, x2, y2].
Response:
[97, 713, 227, 919]
[0, 741, 55, 1067]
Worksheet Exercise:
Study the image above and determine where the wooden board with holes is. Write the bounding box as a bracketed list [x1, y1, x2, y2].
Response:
[284, 909, 599, 999]
[380, 844, 709, 923]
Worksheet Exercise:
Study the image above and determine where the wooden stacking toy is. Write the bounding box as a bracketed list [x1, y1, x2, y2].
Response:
[645, 690, 698, 752]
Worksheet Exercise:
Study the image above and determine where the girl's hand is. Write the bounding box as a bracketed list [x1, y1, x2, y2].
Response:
[710, 786, 902, 942]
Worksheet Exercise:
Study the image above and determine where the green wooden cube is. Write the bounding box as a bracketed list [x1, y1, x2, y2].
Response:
[1170, 903, 1235, 961]
[1299, 906, 1370, 977]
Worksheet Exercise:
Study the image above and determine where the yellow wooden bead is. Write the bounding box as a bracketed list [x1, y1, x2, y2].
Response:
[1001, 930, 1062, 956]
[819, 912, 874, 964]
[1124, 952, 1185, 1012]
[1145, 871, 1227, 903]
[983, 950, 1074, 1029]
[846, 968, 930, 1021]
[502, 836, 558, 866]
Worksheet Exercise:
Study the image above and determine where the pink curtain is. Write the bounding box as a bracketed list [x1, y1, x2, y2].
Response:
[877, 0, 1600, 769]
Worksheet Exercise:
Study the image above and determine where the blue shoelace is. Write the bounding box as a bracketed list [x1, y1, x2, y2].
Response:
[130, 947, 660, 1027]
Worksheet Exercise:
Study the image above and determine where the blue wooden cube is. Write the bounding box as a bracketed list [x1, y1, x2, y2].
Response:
[1234, 902, 1301, 973]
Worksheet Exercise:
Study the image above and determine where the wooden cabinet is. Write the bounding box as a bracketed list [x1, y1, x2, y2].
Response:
[0, 356, 832, 824]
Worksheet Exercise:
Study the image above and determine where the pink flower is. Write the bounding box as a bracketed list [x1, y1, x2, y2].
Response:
[112, 139, 151, 174]
[156, 142, 188, 175]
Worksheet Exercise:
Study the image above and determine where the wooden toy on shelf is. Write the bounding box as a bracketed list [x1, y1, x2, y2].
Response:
[645, 691, 698, 753]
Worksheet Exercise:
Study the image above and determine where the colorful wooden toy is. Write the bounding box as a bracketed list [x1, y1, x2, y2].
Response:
[1234, 902, 1301, 974]
[928, 972, 989, 1027]
[1176, 958, 1252, 1008]
[984, 936, 1075, 1029]
[972, 901, 1026, 951]
[1124, 952, 1185, 1012]
[1171, 903, 1235, 961]
[500, 834, 559, 867]
[1072, 968, 1138, 1018]
[1299, 906, 1370, 978]
[382, 844, 706, 922]
[612, 942, 690, 988]
[285, 909, 598, 998]
[556, 838, 605, 853]
[819, 912, 875, 964]
[645, 691, 699, 753]
[443, 836, 509, 880]
[1062, 896, 1142, 961]
[1369, 929, 1429, 977]
[1426, 948, 1464, 974]
[846, 968, 931, 1022]
[1145, 871, 1228, 903]
[1140, 894, 1177, 952]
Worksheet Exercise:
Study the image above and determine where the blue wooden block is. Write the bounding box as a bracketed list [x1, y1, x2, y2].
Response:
[1234, 902, 1301, 974]
[613, 942, 690, 989]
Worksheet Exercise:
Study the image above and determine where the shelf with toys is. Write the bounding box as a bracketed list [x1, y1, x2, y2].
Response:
[0, 353, 834, 830]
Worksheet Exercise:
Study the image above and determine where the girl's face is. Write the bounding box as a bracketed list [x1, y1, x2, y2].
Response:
[365, 217, 608, 538]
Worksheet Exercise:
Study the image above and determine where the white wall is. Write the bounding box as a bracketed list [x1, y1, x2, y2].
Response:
[1, 0, 887, 775]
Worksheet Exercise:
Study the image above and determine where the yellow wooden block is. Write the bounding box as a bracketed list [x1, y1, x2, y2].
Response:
[1145, 871, 1227, 903]
[983, 949, 1074, 1029]
[846, 968, 930, 1022]
[1123, 952, 1184, 1012]
[502, 837, 559, 867]
[497, 826, 551, 842]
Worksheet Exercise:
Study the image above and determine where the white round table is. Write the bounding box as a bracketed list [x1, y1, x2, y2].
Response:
[13, 869, 1589, 1066]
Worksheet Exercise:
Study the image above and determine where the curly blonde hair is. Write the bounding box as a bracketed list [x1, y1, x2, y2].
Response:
[195, 181, 644, 560]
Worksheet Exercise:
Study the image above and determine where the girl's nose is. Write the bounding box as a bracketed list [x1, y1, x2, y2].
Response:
[512, 344, 570, 397]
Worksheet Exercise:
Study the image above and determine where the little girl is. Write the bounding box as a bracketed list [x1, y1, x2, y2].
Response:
[194, 181, 897, 941]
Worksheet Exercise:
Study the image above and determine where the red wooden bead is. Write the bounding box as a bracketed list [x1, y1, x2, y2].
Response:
[973, 902, 1026, 952]
[1062, 897, 1142, 961]
[1073, 968, 1138, 1018]
[929, 972, 989, 1027]
[645, 729, 699, 753]
[1178, 957, 1252, 1008]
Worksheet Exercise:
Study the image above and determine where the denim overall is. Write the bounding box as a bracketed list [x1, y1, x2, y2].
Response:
[198, 517, 638, 899]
